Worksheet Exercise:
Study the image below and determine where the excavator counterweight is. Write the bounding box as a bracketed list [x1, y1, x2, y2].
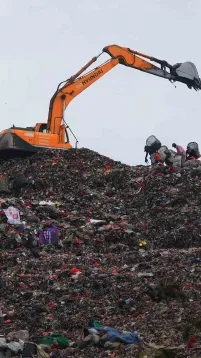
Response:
[0, 44, 200, 158]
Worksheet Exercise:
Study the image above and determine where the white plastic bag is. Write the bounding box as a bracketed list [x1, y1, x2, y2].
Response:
[3, 206, 21, 225]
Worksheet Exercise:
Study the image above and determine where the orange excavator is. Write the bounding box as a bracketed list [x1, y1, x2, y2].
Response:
[0, 44, 200, 157]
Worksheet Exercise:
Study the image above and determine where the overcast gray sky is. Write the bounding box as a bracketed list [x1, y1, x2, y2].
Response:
[0, 0, 200, 164]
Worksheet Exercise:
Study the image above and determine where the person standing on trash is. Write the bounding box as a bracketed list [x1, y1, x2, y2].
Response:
[186, 142, 201, 161]
[172, 143, 186, 167]
[154, 152, 163, 165]
[144, 146, 153, 164]
[186, 149, 196, 161]
[145, 148, 161, 165]
[144, 135, 161, 165]
[164, 149, 173, 166]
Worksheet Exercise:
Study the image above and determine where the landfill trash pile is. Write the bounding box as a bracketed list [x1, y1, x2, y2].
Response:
[1, 148, 201, 357]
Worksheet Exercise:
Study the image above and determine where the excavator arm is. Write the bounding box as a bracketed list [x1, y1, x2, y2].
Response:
[47, 44, 201, 134]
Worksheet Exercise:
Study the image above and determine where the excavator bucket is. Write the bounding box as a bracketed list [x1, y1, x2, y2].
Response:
[172, 62, 201, 90]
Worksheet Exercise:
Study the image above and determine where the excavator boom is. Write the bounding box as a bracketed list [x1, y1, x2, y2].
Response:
[0, 44, 200, 158]
[47, 44, 201, 135]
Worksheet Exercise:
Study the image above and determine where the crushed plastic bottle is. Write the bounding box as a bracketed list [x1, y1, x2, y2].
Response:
[137, 272, 154, 277]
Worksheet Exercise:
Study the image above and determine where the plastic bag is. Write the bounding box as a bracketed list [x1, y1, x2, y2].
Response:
[3, 206, 21, 225]
[158, 146, 168, 161]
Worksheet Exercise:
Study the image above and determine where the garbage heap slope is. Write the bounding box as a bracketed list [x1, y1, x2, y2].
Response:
[0, 148, 201, 350]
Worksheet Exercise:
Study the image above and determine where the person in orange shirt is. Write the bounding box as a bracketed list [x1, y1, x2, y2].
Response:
[145, 148, 162, 165]
[155, 152, 163, 165]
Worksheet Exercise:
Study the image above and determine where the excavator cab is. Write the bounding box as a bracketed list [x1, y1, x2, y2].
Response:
[0, 122, 71, 159]
[35, 123, 48, 133]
